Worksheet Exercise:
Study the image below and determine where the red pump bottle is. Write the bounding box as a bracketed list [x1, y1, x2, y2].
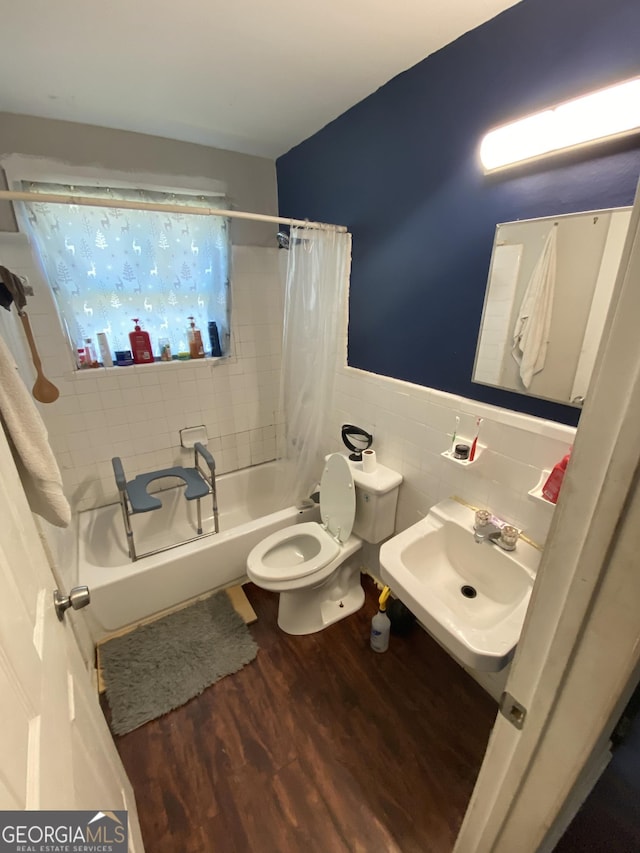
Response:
[129, 318, 153, 364]
[542, 452, 571, 504]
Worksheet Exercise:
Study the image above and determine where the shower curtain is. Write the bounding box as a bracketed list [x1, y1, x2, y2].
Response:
[277, 225, 350, 507]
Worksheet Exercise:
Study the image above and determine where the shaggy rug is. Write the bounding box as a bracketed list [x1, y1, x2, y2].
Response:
[100, 592, 258, 735]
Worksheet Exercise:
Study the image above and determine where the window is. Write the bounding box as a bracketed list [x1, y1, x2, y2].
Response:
[22, 182, 230, 364]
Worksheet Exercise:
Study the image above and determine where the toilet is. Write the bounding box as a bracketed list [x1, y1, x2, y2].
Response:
[247, 453, 402, 635]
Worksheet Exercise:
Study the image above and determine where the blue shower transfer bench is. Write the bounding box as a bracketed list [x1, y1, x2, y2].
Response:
[112, 442, 219, 561]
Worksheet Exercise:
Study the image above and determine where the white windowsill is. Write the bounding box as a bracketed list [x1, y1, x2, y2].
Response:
[68, 354, 231, 380]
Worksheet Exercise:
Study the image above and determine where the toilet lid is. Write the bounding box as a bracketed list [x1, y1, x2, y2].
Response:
[320, 454, 355, 543]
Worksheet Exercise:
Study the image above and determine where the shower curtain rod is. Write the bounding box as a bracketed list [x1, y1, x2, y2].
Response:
[0, 190, 348, 233]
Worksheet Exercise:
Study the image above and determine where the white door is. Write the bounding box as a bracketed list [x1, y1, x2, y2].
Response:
[0, 422, 144, 850]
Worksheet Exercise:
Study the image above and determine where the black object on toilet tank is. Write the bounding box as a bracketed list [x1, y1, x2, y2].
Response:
[341, 424, 373, 461]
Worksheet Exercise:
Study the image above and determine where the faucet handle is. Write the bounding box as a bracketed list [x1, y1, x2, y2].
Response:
[500, 525, 519, 551]
[475, 509, 491, 528]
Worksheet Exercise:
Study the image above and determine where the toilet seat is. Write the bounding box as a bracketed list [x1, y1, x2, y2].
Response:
[247, 522, 341, 583]
[247, 454, 357, 585]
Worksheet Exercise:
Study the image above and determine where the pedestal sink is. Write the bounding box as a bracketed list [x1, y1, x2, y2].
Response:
[379, 499, 541, 671]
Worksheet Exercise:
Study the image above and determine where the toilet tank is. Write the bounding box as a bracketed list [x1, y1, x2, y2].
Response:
[348, 458, 403, 544]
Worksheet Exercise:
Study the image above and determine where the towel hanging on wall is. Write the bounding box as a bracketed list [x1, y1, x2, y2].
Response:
[0, 334, 70, 527]
[511, 227, 557, 388]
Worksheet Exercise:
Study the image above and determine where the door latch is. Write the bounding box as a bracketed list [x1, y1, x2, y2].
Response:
[499, 691, 527, 729]
[53, 586, 91, 621]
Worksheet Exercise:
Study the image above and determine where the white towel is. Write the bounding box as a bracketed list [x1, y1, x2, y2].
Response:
[512, 227, 557, 388]
[0, 334, 71, 527]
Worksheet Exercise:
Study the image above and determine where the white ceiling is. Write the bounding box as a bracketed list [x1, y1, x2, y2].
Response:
[0, 0, 522, 159]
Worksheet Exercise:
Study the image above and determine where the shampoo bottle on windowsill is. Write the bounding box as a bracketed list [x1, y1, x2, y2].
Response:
[129, 318, 153, 364]
[542, 451, 571, 503]
[208, 321, 222, 357]
[187, 316, 205, 359]
[83, 338, 98, 368]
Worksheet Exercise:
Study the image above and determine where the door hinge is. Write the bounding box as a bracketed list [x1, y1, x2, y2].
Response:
[500, 691, 527, 729]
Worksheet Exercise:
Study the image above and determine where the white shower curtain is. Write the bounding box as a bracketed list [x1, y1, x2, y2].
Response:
[277, 225, 350, 507]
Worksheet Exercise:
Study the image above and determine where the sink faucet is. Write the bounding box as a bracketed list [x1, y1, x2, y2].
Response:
[473, 520, 502, 544]
[473, 509, 518, 551]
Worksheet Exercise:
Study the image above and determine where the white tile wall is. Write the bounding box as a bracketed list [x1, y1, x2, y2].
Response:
[328, 365, 575, 547]
[0, 233, 284, 511]
[2, 227, 576, 551]
[326, 263, 576, 551]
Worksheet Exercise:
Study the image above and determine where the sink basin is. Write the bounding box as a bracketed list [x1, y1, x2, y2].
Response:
[379, 499, 540, 671]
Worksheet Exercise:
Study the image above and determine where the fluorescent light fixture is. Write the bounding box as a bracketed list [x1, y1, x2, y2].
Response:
[480, 76, 640, 172]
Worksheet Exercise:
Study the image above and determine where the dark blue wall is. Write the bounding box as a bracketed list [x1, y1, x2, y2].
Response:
[276, 0, 640, 426]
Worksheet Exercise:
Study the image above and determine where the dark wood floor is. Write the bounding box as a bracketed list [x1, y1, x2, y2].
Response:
[112, 577, 497, 853]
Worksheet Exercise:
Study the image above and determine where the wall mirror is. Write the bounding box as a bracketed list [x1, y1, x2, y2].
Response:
[473, 206, 632, 407]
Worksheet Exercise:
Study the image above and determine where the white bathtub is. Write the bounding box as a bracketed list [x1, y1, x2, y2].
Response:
[78, 461, 318, 641]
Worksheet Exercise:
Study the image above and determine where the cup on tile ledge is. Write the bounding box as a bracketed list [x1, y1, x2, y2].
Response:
[114, 350, 134, 366]
[158, 338, 172, 361]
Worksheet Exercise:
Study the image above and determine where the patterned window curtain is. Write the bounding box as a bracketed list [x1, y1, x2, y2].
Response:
[22, 182, 230, 361]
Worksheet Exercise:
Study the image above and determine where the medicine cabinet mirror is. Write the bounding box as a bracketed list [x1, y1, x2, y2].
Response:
[473, 206, 631, 407]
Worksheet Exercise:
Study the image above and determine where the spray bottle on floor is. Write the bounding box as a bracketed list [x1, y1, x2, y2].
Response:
[370, 585, 391, 653]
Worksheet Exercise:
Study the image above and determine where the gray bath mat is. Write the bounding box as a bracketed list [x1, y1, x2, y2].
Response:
[100, 592, 258, 735]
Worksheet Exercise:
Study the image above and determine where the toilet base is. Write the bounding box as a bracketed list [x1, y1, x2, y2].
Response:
[276, 562, 365, 635]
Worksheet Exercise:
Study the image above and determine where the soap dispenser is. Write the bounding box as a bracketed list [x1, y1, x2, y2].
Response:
[542, 450, 571, 503]
[187, 316, 205, 359]
[129, 318, 153, 364]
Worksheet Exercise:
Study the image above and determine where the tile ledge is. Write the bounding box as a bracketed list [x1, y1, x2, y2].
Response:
[67, 355, 232, 381]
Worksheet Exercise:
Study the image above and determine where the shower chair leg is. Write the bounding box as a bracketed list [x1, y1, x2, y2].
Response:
[211, 480, 219, 534]
[118, 489, 137, 561]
